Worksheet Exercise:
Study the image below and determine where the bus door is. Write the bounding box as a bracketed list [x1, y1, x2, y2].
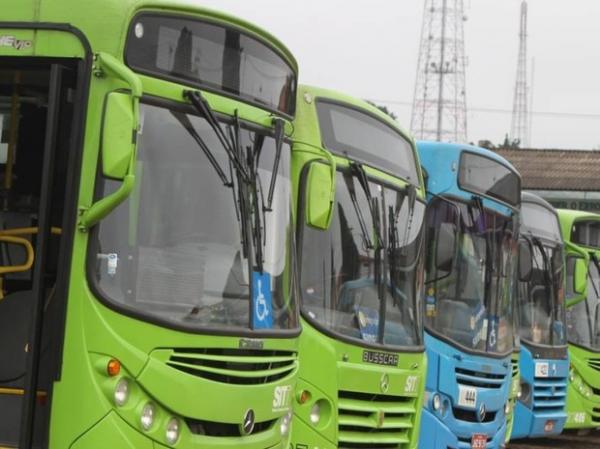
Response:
[0, 60, 80, 449]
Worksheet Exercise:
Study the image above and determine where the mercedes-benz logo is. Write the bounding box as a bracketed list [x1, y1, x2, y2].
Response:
[380, 373, 390, 393]
[477, 402, 486, 423]
[240, 409, 255, 436]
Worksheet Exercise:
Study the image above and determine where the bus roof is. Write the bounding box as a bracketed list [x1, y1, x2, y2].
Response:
[557, 208, 600, 242]
[2, 0, 298, 72]
[522, 191, 554, 211]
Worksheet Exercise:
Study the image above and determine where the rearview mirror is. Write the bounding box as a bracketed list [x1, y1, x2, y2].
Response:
[574, 257, 587, 295]
[518, 240, 533, 282]
[435, 222, 457, 272]
[305, 161, 335, 230]
[102, 91, 137, 179]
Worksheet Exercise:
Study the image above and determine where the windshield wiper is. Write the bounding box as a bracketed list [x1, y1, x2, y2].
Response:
[532, 236, 556, 344]
[350, 162, 383, 248]
[343, 170, 374, 250]
[185, 90, 250, 183]
[264, 118, 285, 212]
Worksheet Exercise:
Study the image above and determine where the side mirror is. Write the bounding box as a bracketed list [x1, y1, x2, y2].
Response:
[102, 91, 137, 179]
[518, 240, 533, 282]
[574, 257, 587, 295]
[305, 161, 335, 230]
[435, 222, 456, 272]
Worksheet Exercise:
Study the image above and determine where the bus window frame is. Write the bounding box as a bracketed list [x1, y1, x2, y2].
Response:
[123, 11, 297, 120]
[457, 150, 521, 209]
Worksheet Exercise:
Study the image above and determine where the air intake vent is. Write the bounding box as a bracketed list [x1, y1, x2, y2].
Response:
[166, 348, 297, 385]
[185, 416, 276, 437]
[588, 358, 600, 372]
[532, 377, 567, 413]
[337, 390, 416, 449]
[455, 367, 506, 389]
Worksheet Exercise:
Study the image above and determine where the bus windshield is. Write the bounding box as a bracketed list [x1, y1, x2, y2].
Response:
[424, 197, 516, 355]
[567, 257, 600, 351]
[517, 203, 566, 347]
[299, 169, 426, 348]
[90, 101, 298, 333]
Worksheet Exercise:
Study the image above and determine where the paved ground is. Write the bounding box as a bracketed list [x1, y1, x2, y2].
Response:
[508, 430, 600, 449]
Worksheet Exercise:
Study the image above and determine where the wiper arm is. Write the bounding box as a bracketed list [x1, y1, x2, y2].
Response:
[343, 170, 373, 250]
[185, 90, 250, 182]
[171, 111, 232, 187]
[350, 162, 383, 248]
[264, 118, 285, 212]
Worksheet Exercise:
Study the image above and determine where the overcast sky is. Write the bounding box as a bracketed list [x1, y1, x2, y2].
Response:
[198, 0, 600, 149]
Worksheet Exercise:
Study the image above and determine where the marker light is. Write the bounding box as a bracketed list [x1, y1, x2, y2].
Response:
[297, 390, 312, 405]
[107, 359, 121, 377]
[280, 411, 292, 436]
[310, 403, 320, 425]
[141, 403, 156, 431]
[114, 378, 129, 407]
[166, 418, 180, 445]
[432, 394, 442, 411]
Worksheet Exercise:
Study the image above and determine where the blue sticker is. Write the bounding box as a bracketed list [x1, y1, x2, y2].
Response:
[354, 306, 379, 343]
[252, 271, 273, 329]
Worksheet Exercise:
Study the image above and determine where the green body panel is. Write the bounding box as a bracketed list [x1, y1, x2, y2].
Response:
[1, 1, 299, 448]
[290, 85, 427, 449]
[505, 351, 520, 442]
[558, 209, 600, 430]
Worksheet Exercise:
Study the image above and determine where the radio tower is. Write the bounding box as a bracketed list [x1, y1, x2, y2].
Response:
[510, 1, 530, 147]
[411, 0, 468, 142]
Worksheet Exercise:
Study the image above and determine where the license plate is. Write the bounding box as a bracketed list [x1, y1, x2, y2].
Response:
[544, 420, 555, 432]
[471, 433, 487, 449]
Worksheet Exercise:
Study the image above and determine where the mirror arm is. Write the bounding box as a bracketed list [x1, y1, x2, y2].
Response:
[79, 53, 141, 231]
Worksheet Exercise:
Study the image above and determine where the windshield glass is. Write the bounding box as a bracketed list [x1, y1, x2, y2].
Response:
[126, 14, 296, 116]
[299, 169, 426, 347]
[90, 101, 298, 332]
[424, 197, 516, 355]
[567, 257, 600, 351]
[517, 240, 566, 346]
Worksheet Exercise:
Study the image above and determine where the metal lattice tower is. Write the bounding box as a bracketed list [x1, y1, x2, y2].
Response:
[510, 1, 530, 147]
[411, 0, 468, 142]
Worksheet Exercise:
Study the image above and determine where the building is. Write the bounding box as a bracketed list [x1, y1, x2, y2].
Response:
[494, 148, 600, 212]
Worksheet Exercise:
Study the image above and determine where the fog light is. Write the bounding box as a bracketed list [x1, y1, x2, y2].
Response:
[166, 418, 180, 445]
[114, 378, 129, 407]
[310, 402, 320, 425]
[432, 394, 442, 411]
[141, 402, 155, 431]
[280, 411, 292, 436]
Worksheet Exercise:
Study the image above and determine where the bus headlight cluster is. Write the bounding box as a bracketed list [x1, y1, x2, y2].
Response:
[310, 402, 320, 425]
[114, 378, 129, 407]
[140, 403, 155, 431]
[504, 401, 511, 415]
[165, 418, 180, 445]
[280, 411, 292, 436]
[432, 394, 442, 411]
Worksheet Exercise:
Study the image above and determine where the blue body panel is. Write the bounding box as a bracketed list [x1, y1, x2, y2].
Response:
[511, 345, 569, 439]
[420, 334, 511, 449]
[417, 142, 517, 449]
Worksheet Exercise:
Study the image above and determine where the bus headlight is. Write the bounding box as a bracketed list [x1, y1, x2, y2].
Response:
[432, 394, 442, 411]
[310, 403, 320, 425]
[114, 378, 129, 407]
[280, 411, 292, 436]
[165, 418, 180, 445]
[140, 403, 155, 431]
[505, 401, 511, 415]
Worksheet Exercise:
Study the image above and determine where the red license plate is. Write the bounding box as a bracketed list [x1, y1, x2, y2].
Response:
[544, 420, 555, 432]
[471, 433, 487, 449]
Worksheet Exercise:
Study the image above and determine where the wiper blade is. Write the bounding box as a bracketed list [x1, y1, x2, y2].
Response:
[185, 90, 250, 183]
[264, 118, 285, 212]
[171, 111, 232, 187]
[342, 170, 373, 250]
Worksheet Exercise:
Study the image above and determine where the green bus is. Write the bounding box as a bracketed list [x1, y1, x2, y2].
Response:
[0, 1, 301, 448]
[290, 85, 427, 449]
[558, 209, 600, 430]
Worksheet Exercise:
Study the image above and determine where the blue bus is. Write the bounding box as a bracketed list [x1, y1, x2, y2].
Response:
[417, 142, 521, 449]
[511, 192, 568, 439]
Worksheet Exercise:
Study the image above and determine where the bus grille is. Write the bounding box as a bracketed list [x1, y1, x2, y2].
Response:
[532, 376, 567, 413]
[166, 348, 297, 384]
[588, 358, 600, 372]
[455, 367, 506, 389]
[185, 416, 276, 437]
[512, 360, 519, 379]
[337, 390, 416, 449]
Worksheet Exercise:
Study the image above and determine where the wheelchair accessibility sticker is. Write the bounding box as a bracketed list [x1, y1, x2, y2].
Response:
[252, 271, 273, 329]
